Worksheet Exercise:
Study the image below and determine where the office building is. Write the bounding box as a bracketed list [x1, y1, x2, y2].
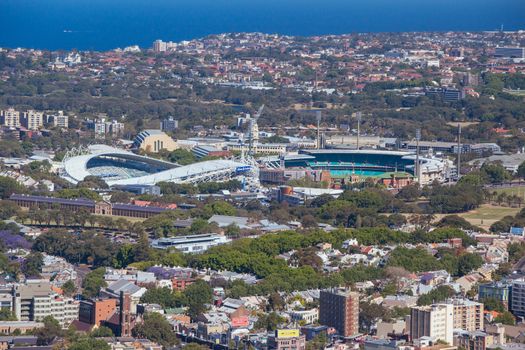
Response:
[160, 116, 178, 132]
[319, 288, 359, 338]
[449, 299, 484, 331]
[409, 304, 454, 345]
[494, 47, 525, 59]
[479, 282, 511, 310]
[0, 108, 20, 127]
[511, 279, 525, 317]
[21, 110, 44, 130]
[268, 329, 306, 350]
[133, 129, 179, 153]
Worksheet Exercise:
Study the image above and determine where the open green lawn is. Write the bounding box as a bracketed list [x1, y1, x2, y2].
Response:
[457, 204, 520, 230]
[492, 186, 525, 198]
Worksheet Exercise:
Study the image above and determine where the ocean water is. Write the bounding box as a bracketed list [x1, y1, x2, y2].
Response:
[1, 0, 524, 51]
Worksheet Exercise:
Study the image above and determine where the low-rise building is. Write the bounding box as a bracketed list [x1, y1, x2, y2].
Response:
[151, 234, 231, 253]
[133, 129, 178, 153]
[268, 329, 306, 350]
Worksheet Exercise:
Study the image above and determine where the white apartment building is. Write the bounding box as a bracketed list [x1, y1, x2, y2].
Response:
[21, 110, 44, 130]
[46, 111, 69, 128]
[11, 280, 78, 327]
[288, 308, 319, 325]
[410, 304, 454, 345]
[33, 295, 79, 326]
[0, 108, 20, 127]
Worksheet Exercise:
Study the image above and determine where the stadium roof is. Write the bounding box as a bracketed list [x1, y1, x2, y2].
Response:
[61, 145, 250, 186]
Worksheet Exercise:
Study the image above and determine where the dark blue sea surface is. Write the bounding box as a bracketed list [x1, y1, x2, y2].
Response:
[1, 0, 524, 51]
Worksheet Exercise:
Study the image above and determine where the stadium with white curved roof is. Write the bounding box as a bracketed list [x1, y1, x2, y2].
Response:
[61, 145, 252, 186]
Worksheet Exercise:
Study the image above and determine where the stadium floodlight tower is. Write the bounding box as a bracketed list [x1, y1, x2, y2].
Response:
[457, 123, 462, 181]
[356, 111, 363, 150]
[415, 128, 421, 185]
[316, 111, 322, 149]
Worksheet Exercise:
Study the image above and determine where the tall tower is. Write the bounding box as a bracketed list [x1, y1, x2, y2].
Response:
[457, 124, 462, 180]
[316, 111, 322, 149]
[415, 128, 421, 184]
[119, 291, 133, 337]
[356, 112, 362, 150]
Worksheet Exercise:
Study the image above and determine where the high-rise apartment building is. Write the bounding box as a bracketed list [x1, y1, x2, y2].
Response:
[449, 299, 484, 331]
[161, 116, 178, 132]
[153, 39, 167, 52]
[0, 108, 20, 127]
[21, 110, 44, 130]
[46, 111, 69, 128]
[511, 279, 525, 317]
[319, 288, 359, 337]
[410, 304, 454, 345]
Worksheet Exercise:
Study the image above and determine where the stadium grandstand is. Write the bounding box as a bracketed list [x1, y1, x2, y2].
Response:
[260, 149, 452, 185]
[61, 145, 252, 186]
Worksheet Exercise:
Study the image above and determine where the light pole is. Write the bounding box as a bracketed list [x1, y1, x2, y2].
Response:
[356, 111, 362, 150]
[316, 111, 322, 149]
[416, 128, 421, 184]
[457, 123, 462, 181]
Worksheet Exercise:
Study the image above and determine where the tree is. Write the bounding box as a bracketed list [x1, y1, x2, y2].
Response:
[480, 162, 511, 184]
[62, 280, 76, 297]
[517, 161, 525, 179]
[267, 292, 284, 312]
[417, 286, 455, 306]
[225, 223, 241, 238]
[494, 311, 515, 325]
[457, 253, 483, 277]
[184, 344, 210, 350]
[90, 326, 114, 337]
[22, 253, 44, 277]
[360, 302, 387, 332]
[183, 280, 213, 319]
[481, 298, 506, 312]
[132, 312, 179, 348]
[82, 268, 107, 298]
[0, 200, 20, 220]
[141, 287, 182, 309]
[0, 176, 25, 199]
[254, 312, 285, 331]
[396, 184, 421, 202]
[0, 308, 17, 321]
[35, 316, 63, 345]
[69, 337, 111, 350]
